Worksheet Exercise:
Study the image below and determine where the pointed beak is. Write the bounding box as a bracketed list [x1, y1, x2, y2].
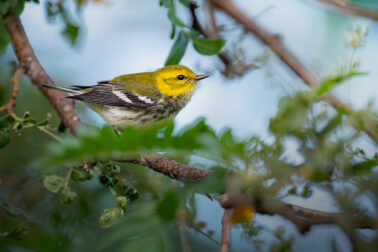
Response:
[193, 75, 209, 81]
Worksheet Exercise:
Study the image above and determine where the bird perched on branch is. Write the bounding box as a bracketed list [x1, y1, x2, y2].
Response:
[43, 65, 208, 129]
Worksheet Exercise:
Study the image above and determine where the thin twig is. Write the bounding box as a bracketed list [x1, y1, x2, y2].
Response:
[220, 209, 233, 252]
[4, 67, 23, 115]
[5, 16, 82, 135]
[37, 126, 62, 142]
[210, 0, 377, 143]
[64, 168, 73, 189]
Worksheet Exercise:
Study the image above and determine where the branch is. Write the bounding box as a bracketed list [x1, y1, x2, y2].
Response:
[4, 66, 23, 114]
[220, 208, 233, 252]
[311, 0, 378, 22]
[219, 192, 377, 233]
[210, 0, 377, 143]
[136, 155, 210, 181]
[189, 1, 257, 77]
[5, 16, 82, 135]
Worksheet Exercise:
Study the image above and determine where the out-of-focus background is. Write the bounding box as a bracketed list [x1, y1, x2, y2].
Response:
[0, 0, 377, 251]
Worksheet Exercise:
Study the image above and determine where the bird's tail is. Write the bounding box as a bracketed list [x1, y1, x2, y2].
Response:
[42, 85, 82, 95]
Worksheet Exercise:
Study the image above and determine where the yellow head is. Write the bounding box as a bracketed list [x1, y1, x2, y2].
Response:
[153, 65, 208, 98]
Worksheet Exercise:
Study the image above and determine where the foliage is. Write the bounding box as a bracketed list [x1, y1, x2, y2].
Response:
[0, 1, 377, 252]
[161, 0, 225, 65]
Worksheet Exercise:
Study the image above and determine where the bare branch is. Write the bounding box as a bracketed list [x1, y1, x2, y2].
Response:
[210, 0, 377, 143]
[5, 16, 82, 135]
[4, 67, 23, 115]
[136, 155, 210, 181]
[220, 208, 233, 252]
[219, 192, 377, 233]
[311, 0, 378, 22]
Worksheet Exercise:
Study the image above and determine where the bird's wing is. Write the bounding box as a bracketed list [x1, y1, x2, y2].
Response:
[67, 81, 162, 108]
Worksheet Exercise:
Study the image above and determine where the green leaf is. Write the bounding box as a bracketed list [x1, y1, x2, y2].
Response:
[125, 187, 140, 201]
[191, 37, 225, 55]
[0, 25, 10, 53]
[156, 190, 179, 221]
[116, 196, 127, 211]
[288, 186, 297, 195]
[0, 200, 41, 224]
[0, 114, 13, 149]
[71, 166, 93, 181]
[167, 9, 185, 28]
[0, 128, 11, 149]
[43, 175, 65, 193]
[7, 225, 27, 240]
[165, 31, 189, 66]
[178, 0, 190, 7]
[316, 71, 368, 96]
[62, 22, 80, 46]
[59, 187, 77, 204]
[99, 207, 123, 228]
[14, 0, 26, 16]
[301, 185, 312, 198]
[352, 159, 377, 174]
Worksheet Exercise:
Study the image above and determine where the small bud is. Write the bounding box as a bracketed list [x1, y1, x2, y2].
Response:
[116, 196, 127, 211]
[99, 207, 123, 228]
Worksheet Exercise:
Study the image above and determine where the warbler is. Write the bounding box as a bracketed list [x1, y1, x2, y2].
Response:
[43, 65, 208, 129]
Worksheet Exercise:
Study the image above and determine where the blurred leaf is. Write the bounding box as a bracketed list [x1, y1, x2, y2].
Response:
[59, 187, 77, 204]
[167, 8, 185, 28]
[352, 159, 377, 174]
[178, 0, 190, 7]
[316, 71, 367, 96]
[0, 200, 41, 224]
[156, 190, 179, 221]
[71, 166, 93, 181]
[116, 196, 127, 211]
[301, 185, 312, 198]
[62, 22, 80, 46]
[288, 186, 297, 195]
[0, 127, 11, 149]
[165, 31, 189, 66]
[36, 120, 218, 168]
[43, 175, 65, 193]
[99, 207, 123, 228]
[125, 187, 140, 201]
[192, 37, 225, 55]
[0, 114, 13, 149]
[0, 25, 10, 53]
[7, 225, 27, 240]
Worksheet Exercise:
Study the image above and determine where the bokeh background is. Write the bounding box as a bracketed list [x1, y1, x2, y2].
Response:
[0, 0, 377, 251]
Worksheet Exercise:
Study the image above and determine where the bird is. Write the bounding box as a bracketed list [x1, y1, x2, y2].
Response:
[43, 65, 208, 129]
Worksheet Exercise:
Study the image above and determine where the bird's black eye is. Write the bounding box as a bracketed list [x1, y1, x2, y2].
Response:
[177, 75, 185, 80]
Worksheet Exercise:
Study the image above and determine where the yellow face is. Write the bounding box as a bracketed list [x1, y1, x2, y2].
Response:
[154, 65, 206, 98]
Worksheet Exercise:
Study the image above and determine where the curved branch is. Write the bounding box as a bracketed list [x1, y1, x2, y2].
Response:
[311, 0, 378, 22]
[5, 16, 82, 135]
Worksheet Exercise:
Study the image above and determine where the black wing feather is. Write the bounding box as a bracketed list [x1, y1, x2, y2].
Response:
[67, 82, 160, 108]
